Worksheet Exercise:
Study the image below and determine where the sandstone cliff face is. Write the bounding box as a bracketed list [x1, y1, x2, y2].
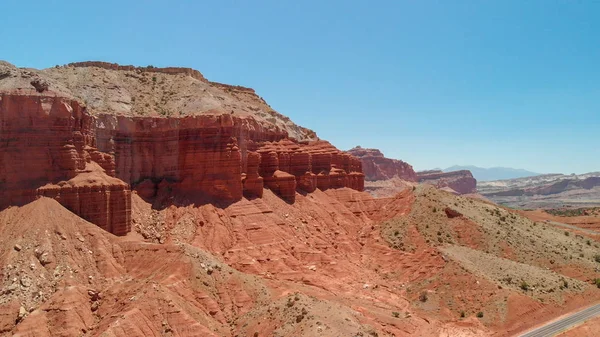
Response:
[254, 140, 364, 202]
[91, 115, 364, 205]
[417, 170, 477, 195]
[348, 146, 417, 181]
[0, 61, 364, 234]
[0, 90, 131, 235]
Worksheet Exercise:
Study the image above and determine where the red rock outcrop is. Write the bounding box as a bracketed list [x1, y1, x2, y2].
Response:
[92, 114, 363, 204]
[93, 113, 290, 204]
[0, 62, 364, 234]
[348, 146, 417, 181]
[253, 140, 364, 202]
[417, 170, 477, 195]
[0, 90, 131, 235]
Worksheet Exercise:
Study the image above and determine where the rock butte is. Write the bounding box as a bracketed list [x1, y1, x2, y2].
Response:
[417, 169, 477, 195]
[348, 146, 477, 195]
[348, 146, 417, 181]
[0, 62, 364, 235]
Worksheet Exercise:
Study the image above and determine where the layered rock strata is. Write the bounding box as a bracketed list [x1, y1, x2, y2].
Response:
[0, 91, 131, 235]
[348, 146, 417, 181]
[0, 62, 365, 234]
[417, 170, 477, 195]
[93, 116, 364, 205]
[253, 140, 364, 202]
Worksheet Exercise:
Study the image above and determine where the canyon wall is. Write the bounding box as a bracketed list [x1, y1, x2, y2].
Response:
[348, 146, 417, 181]
[0, 62, 365, 235]
[0, 91, 364, 234]
[417, 170, 477, 195]
[0, 91, 131, 235]
[93, 117, 364, 204]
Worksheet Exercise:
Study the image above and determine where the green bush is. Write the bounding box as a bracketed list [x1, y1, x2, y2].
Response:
[520, 281, 530, 291]
[594, 279, 600, 289]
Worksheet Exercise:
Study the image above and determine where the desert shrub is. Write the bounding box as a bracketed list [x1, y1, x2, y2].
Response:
[152, 76, 157, 82]
[392, 311, 400, 318]
[564, 231, 570, 236]
[587, 240, 591, 246]
[460, 311, 465, 318]
[520, 281, 530, 291]
[419, 292, 428, 302]
[476, 311, 484, 318]
[594, 254, 600, 263]
[594, 279, 600, 289]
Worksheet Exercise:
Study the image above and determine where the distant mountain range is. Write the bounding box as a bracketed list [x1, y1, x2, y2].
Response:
[443, 165, 541, 181]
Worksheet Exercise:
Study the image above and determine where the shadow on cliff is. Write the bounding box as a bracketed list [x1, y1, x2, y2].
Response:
[136, 190, 237, 210]
[134, 182, 295, 210]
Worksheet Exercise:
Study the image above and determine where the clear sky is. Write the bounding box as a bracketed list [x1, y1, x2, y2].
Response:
[2, 1, 599, 174]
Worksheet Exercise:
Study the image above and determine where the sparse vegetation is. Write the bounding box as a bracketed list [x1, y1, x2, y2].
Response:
[520, 281, 530, 291]
[476, 311, 484, 318]
[460, 311, 465, 318]
[392, 311, 400, 318]
[547, 207, 599, 217]
[419, 292, 428, 302]
[594, 254, 600, 263]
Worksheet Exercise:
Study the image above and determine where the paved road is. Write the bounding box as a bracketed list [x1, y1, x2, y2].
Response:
[518, 303, 600, 337]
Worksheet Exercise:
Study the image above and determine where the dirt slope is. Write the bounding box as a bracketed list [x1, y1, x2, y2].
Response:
[2, 184, 600, 336]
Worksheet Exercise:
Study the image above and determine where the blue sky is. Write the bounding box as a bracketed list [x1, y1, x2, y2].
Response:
[2, 1, 599, 174]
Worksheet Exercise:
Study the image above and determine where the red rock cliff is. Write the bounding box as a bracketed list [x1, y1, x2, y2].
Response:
[0, 90, 131, 235]
[348, 146, 417, 182]
[254, 140, 364, 202]
[417, 170, 477, 195]
[0, 61, 364, 234]
[93, 117, 364, 204]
